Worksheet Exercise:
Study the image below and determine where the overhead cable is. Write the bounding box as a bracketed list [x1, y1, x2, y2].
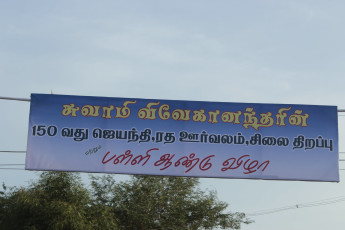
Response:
[247, 196, 345, 217]
[0, 168, 25, 170]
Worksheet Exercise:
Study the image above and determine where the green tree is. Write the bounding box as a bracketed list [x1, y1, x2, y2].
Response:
[0, 172, 251, 230]
[0, 172, 118, 230]
[90, 175, 251, 230]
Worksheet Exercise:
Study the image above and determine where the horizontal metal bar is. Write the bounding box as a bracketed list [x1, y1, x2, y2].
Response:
[0, 151, 26, 153]
[0, 96, 30, 102]
[1, 96, 345, 112]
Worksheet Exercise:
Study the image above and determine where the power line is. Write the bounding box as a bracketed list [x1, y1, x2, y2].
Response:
[0, 163, 25, 170]
[0, 168, 25, 170]
[2, 96, 345, 171]
[0, 164, 25, 166]
[2, 150, 345, 154]
[246, 196, 345, 217]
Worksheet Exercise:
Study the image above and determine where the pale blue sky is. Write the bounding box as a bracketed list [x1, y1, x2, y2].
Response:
[1, 1, 345, 229]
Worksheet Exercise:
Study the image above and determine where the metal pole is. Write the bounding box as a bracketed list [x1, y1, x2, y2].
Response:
[0, 151, 26, 153]
[0, 96, 30, 102]
[1, 96, 345, 112]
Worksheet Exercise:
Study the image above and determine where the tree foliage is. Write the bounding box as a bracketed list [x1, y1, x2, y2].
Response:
[0, 172, 251, 230]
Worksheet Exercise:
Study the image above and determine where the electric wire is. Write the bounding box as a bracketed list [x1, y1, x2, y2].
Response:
[2, 150, 345, 154]
[0, 168, 25, 170]
[1, 101, 345, 171]
[247, 196, 345, 217]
